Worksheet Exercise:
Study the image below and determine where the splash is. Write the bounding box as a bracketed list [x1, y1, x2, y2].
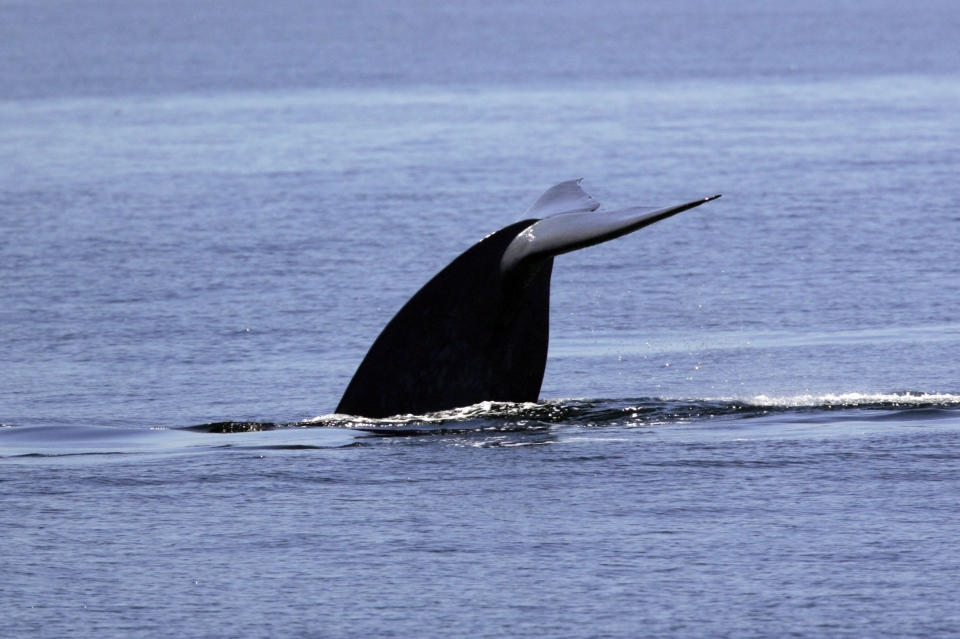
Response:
[744, 392, 960, 408]
[306, 401, 561, 436]
[182, 392, 960, 436]
[312, 400, 544, 425]
[305, 391, 960, 433]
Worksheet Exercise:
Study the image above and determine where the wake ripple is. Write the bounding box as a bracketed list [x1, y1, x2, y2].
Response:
[178, 391, 960, 435]
[286, 391, 960, 435]
[6, 393, 956, 457]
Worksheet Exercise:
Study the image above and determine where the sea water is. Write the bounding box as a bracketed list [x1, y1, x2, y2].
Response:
[2, 1, 960, 637]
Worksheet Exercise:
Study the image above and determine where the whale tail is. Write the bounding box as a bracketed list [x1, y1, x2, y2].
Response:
[336, 181, 720, 418]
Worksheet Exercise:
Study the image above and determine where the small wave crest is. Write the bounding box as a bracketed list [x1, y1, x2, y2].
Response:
[166, 392, 960, 436]
[5, 392, 958, 456]
[298, 391, 960, 433]
[744, 391, 960, 408]
[305, 401, 563, 436]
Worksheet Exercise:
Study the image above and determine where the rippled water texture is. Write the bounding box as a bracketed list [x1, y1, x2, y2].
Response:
[3, 0, 960, 637]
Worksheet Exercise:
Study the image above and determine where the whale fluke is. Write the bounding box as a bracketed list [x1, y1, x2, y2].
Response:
[336, 181, 721, 418]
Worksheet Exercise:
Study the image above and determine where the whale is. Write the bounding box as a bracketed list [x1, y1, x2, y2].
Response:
[336, 180, 721, 418]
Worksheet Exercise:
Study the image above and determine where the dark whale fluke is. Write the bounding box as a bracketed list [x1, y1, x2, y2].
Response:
[337, 180, 721, 418]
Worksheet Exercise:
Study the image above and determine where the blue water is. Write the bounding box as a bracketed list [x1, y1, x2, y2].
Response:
[3, 1, 960, 637]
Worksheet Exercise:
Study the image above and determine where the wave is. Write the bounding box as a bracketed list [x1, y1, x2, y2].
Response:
[4, 393, 958, 458]
[182, 391, 960, 434]
[293, 391, 960, 435]
[744, 391, 960, 407]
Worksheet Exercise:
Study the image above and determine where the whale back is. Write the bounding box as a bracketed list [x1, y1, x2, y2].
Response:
[336, 220, 551, 418]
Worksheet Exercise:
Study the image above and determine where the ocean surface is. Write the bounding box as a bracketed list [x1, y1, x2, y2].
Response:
[3, 1, 960, 637]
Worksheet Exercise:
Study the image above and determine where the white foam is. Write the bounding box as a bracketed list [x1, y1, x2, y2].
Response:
[744, 392, 960, 408]
[308, 400, 544, 426]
